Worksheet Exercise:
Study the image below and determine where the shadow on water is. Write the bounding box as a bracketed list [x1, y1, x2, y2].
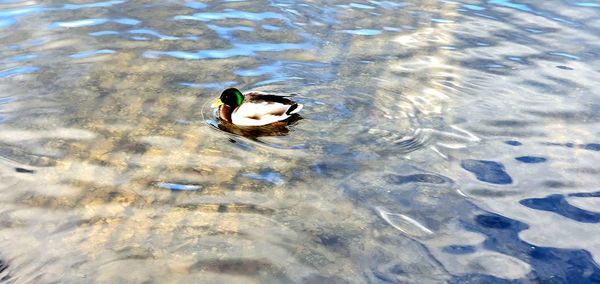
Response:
[0, 0, 599, 282]
[459, 213, 600, 283]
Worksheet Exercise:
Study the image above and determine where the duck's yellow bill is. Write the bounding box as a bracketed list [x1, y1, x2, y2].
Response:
[211, 99, 223, 108]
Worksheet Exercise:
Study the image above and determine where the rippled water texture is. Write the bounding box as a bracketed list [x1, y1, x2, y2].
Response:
[1, 0, 599, 283]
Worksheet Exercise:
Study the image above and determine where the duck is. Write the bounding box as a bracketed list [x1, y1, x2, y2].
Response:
[211, 88, 303, 126]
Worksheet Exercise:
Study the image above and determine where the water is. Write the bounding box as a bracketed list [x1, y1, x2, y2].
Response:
[0, 0, 599, 282]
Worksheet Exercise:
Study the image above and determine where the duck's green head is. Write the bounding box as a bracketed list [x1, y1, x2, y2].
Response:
[211, 88, 244, 108]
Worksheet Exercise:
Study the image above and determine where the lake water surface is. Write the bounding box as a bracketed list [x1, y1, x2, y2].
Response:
[0, 0, 599, 283]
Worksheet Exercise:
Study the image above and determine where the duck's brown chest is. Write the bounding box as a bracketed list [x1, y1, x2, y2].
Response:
[219, 105, 233, 123]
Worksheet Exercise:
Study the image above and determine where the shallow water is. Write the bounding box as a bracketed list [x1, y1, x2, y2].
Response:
[0, 0, 599, 282]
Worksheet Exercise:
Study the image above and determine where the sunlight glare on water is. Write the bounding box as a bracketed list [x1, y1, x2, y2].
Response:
[0, 0, 599, 282]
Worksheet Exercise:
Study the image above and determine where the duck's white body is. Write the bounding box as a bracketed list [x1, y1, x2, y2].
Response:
[231, 100, 303, 126]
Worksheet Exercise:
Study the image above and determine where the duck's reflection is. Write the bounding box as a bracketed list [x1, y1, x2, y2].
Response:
[216, 114, 302, 138]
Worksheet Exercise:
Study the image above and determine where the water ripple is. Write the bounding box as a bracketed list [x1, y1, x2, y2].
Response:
[515, 156, 547, 163]
[341, 29, 381, 35]
[50, 18, 140, 28]
[376, 207, 434, 238]
[487, 0, 580, 26]
[61, 0, 125, 10]
[69, 49, 115, 59]
[461, 160, 513, 185]
[3, 53, 38, 62]
[520, 194, 600, 223]
[0, 66, 38, 78]
[179, 81, 237, 90]
[154, 182, 202, 191]
[174, 9, 288, 22]
[185, 1, 207, 10]
[144, 41, 311, 60]
[0, 17, 15, 28]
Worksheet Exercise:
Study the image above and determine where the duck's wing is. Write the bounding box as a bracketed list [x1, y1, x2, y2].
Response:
[245, 93, 297, 105]
[246, 92, 303, 115]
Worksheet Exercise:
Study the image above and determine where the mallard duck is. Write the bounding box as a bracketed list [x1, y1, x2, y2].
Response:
[211, 88, 303, 126]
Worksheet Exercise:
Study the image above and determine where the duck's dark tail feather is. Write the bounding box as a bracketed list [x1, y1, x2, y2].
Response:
[286, 103, 303, 115]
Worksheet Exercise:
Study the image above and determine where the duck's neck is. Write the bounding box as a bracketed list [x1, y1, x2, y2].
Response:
[219, 105, 233, 123]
